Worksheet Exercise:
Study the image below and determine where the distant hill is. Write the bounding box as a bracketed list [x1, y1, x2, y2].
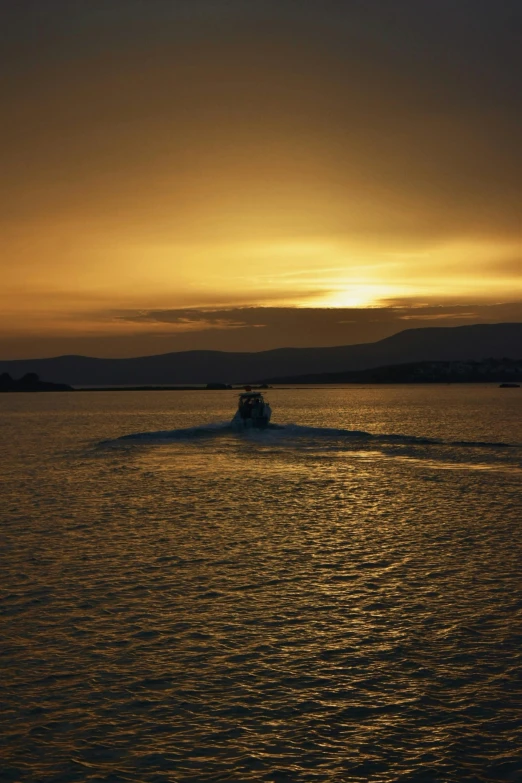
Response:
[0, 323, 520, 386]
[262, 358, 522, 385]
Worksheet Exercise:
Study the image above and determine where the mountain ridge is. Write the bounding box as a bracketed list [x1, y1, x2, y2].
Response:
[0, 323, 520, 386]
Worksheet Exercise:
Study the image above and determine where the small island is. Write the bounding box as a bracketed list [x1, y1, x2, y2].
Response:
[0, 372, 74, 392]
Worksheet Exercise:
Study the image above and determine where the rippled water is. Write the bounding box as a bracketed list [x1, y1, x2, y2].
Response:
[1, 385, 521, 782]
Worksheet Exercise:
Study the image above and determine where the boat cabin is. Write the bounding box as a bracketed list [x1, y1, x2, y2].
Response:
[237, 392, 266, 420]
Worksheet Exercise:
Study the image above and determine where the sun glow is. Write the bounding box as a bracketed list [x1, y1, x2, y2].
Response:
[309, 283, 406, 308]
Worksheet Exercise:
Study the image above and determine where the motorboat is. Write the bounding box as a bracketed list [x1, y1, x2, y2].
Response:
[231, 389, 272, 429]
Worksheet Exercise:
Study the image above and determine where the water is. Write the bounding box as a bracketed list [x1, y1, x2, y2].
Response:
[1, 385, 521, 783]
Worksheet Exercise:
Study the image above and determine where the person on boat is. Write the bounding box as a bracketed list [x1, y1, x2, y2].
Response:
[240, 398, 252, 418]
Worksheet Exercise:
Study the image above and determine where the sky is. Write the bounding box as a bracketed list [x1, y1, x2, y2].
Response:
[1, 0, 521, 358]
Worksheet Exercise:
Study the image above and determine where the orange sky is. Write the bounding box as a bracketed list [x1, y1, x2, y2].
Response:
[1, 1, 520, 358]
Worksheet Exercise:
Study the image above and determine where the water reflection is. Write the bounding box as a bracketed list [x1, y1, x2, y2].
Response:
[1, 388, 521, 781]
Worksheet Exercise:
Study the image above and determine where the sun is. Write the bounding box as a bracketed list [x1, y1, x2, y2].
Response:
[308, 283, 404, 309]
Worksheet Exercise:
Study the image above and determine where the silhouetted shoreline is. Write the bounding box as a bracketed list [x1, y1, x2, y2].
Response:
[2, 358, 521, 393]
[262, 358, 522, 385]
[0, 373, 73, 392]
[1, 324, 520, 387]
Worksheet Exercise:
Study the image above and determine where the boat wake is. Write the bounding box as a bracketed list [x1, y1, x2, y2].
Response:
[104, 421, 234, 443]
[97, 421, 521, 474]
[102, 421, 518, 451]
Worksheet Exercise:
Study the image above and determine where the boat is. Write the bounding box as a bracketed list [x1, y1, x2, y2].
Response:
[499, 383, 520, 388]
[231, 388, 272, 429]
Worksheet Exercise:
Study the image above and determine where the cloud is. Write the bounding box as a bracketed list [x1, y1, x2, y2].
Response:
[113, 301, 522, 341]
[115, 311, 263, 332]
[1, 301, 521, 359]
[397, 312, 479, 321]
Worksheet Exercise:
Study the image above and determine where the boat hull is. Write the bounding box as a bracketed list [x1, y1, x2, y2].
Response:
[231, 406, 272, 430]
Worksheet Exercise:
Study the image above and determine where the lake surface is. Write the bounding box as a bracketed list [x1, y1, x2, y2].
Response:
[1, 385, 521, 782]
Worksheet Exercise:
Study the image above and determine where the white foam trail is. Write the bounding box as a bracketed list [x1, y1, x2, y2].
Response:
[102, 421, 518, 450]
[104, 421, 233, 444]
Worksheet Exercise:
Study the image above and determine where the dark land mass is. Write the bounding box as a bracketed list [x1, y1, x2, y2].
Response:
[74, 383, 268, 392]
[0, 373, 73, 392]
[76, 385, 207, 392]
[75, 384, 257, 391]
[262, 358, 522, 385]
[0, 323, 520, 386]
